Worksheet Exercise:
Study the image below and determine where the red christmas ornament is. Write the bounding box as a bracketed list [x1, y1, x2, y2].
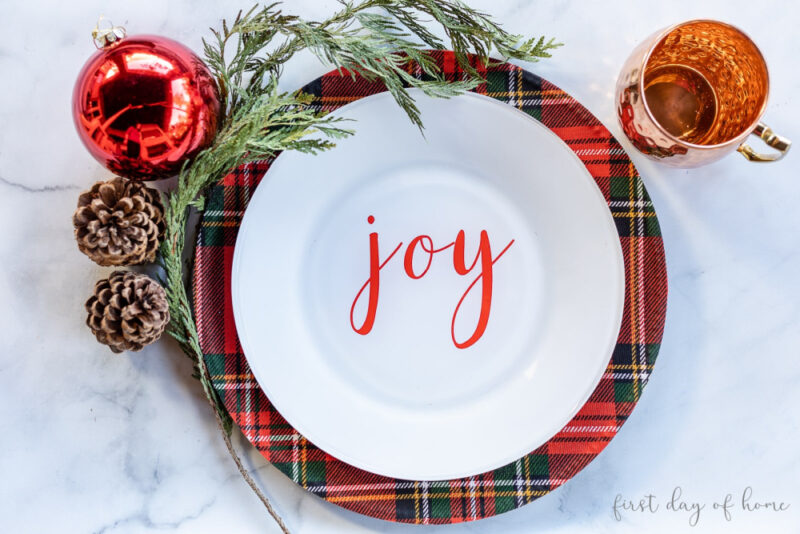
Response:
[72, 25, 220, 180]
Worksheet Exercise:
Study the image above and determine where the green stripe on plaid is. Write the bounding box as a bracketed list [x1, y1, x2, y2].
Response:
[192, 50, 668, 523]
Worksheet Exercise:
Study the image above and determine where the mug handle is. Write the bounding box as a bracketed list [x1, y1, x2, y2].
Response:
[737, 122, 791, 162]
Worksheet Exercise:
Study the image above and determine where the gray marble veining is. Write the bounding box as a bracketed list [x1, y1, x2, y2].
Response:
[0, 1, 798, 532]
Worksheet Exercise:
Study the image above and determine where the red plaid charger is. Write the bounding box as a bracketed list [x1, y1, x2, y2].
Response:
[193, 51, 668, 523]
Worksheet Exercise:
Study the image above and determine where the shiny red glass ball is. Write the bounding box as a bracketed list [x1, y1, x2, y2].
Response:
[72, 35, 220, 181]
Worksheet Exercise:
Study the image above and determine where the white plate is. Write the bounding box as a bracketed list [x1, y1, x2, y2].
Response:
[232, 89, 625, 481]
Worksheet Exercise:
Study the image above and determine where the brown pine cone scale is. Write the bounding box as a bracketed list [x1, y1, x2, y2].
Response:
[86, 271, 170, 353]
[73, 177, 165, 266]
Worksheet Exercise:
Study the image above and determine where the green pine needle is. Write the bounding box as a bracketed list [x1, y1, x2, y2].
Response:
[159, 0, 559, 434]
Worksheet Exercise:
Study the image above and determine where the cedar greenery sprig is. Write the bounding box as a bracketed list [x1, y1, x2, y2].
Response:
[204, 0, 561, 128]
[158, 1, 558, 531]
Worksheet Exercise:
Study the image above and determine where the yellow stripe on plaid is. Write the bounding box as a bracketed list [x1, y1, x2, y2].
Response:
[626, 161, 642, 400]
[484, 89, 563, 98]
[413, 481, 422, 521]
[326, 490, 551, 504]
[521, 454, 536, 501]
[300, 434, 309, 486]
[212, 374, 257, 380]
[614, 212, 656, 217]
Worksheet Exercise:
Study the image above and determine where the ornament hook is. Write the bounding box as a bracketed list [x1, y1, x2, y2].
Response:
[92, 16, 127, 49]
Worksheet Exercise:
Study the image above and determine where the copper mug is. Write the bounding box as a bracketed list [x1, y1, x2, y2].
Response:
[616, 19, 790, 167]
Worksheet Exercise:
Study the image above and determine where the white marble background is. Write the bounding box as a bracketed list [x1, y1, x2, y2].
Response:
[1, 0, 798, 532]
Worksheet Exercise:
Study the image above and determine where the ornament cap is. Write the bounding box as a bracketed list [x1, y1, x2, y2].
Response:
[92, 16, 126, 49]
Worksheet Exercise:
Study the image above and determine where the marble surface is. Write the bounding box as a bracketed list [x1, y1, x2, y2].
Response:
[1, 0, 798, 532]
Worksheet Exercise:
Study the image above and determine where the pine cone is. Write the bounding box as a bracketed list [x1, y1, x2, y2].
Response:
[73, 177, 165, 266]
[86, 271, 170, 353]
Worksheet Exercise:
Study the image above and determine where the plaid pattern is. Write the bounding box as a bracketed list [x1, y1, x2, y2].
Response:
[193, 51, 667, 523]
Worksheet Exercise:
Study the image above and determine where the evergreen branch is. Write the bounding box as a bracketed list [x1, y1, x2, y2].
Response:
[158, 1, 558, 531]
[203, 0, 560, 128]
[159, 84, 352, 431]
